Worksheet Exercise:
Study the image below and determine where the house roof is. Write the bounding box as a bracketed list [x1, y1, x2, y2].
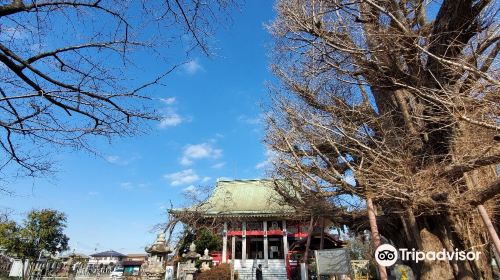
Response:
[171, 179, 299, 218]
[122, 260, 144, 266]
[62, 253, 89, 259]
[126, 253, 147, 258]
[90, 250, 126, 258]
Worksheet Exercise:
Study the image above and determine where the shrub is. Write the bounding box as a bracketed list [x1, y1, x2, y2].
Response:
[196, 263, 238, 280]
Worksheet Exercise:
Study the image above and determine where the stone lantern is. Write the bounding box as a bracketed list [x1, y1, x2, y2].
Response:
[182, 242, 201, 280]
[199, 248, 213, 272]
[142, 233, 171, 280]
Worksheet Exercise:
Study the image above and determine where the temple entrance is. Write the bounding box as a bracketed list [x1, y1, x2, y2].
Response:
[268, 237, 283, 259]
[249, 238, 264, 259]
[245, 237, 285, 260]
[235, 238, 243, 259]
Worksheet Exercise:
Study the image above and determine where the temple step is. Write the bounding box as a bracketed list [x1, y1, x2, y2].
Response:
[234, 259, 288, 280]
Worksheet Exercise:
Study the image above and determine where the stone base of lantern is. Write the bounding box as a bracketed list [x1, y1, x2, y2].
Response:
[184, 267, 197, 280]
[200, 262, 211, 272]
[143, 272, 164, 280]
[141, 262, 166, 280]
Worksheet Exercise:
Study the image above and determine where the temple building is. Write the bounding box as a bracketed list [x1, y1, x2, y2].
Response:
[170, 179, 344, 279]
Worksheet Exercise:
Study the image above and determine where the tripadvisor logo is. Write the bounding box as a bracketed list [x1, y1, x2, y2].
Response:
[375, 244, 398, 267]
[375, 244, 481, 267]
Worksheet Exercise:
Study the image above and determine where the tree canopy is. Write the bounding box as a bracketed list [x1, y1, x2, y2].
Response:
[0, 209, 69, 279]
[0, 0, 234, 182]
[194, 227, 222, 255]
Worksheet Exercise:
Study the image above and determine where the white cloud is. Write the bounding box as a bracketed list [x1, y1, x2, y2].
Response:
[238, 113, 265, 125]
[88, 191, 99, 196]
[182, 185, 202, 196]
[201, 176, 211, 183]
[255, 149, 277, 170]
[158, 99, 187, 129]
[255, 160, 269, 169]
[183, 185, 197, 192]
[159, 113, 182, 128]
[120, 182, 134, 190]
[105, 155, 139, 165]
[106, 155, 120, 163]
[160, 97, 176, 105]
[183, 59, 202, 74]
[119, 182, 148, 191]
[212, 162, 226, 169]
[180, 143, 223, 166]
[164, 169, 200, 186]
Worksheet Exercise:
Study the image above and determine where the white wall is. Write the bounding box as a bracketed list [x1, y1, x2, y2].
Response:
[9, 259, 29, 277]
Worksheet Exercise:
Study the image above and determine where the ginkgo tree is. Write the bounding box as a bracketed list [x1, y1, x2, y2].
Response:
[0, 209, 69, 280]
[265, 0, 499, 279]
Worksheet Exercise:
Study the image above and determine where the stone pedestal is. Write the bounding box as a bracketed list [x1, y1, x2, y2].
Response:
[184, 267, 197, 280]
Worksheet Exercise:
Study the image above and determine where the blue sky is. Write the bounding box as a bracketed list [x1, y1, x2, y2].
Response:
[1, 1, 276, 255]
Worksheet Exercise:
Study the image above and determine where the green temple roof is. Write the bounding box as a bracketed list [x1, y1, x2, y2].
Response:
[171, 179, 299, 218]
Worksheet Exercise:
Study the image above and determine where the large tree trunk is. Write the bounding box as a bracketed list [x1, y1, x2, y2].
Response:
[418, 223, 457, 280]
[383, 212, 494, 280]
